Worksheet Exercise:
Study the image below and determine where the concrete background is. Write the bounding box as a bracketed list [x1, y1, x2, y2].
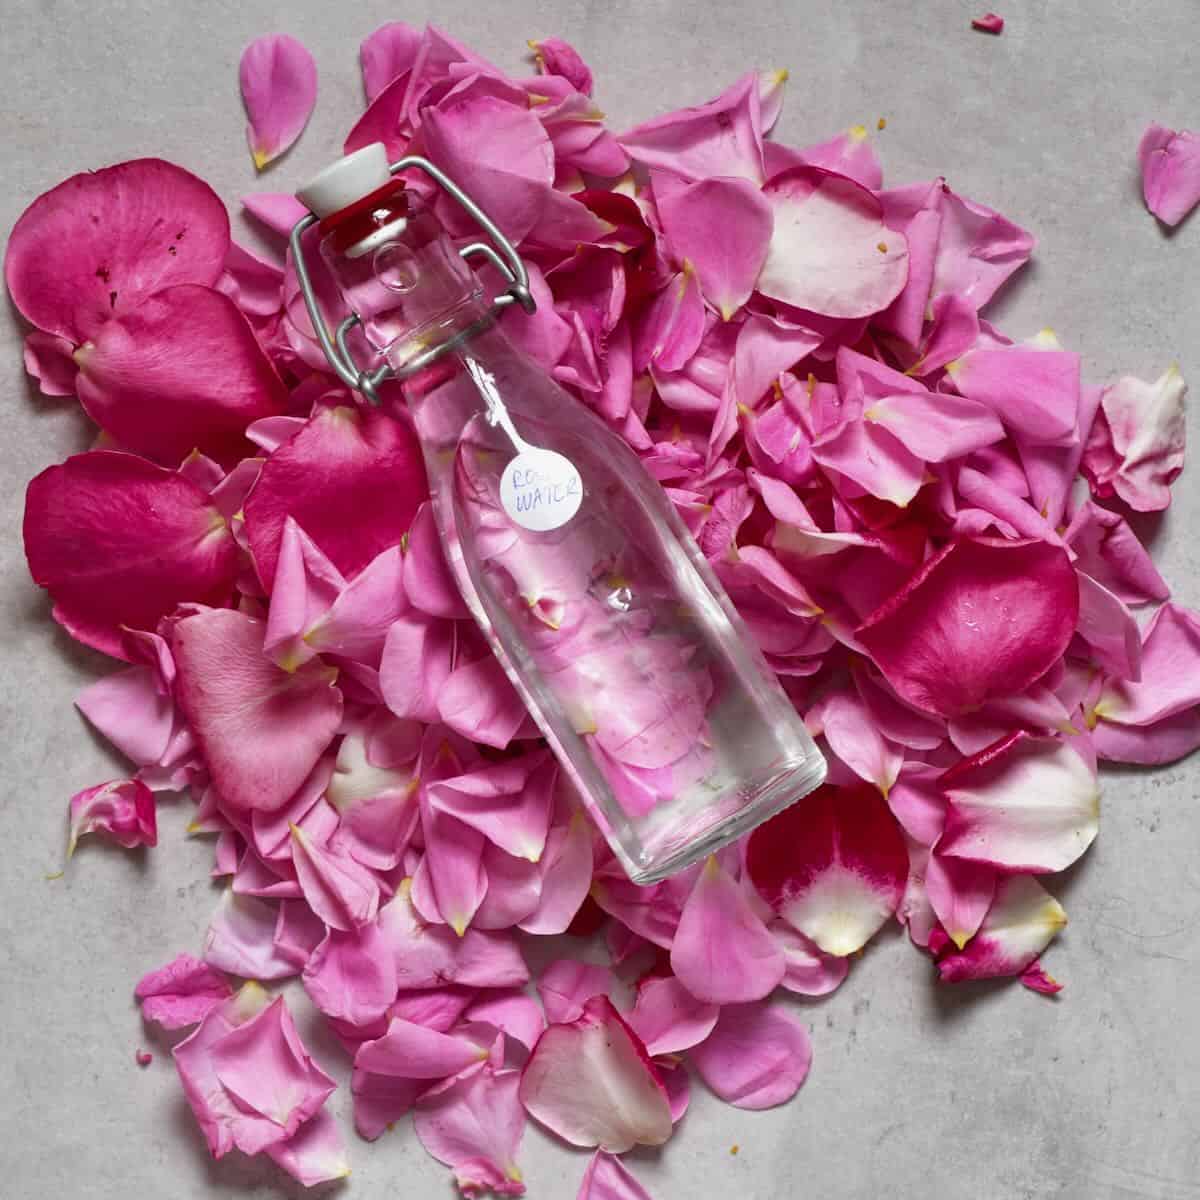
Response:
[1, 2, 1197, 1198]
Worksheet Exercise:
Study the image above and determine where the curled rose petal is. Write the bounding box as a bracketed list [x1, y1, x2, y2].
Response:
[857, 537, 1079, 718]
[758, 165, 909, 318]
[239, 34, 319, 169]
[23, 331, 78, 396]
[519, 995, 672, 1152]
[24, 451, 237, 659]
[971, 13, 1005, 33]
[530, 36, 594, 95]
[937, 875, 1067, 984]
[1137, 124, 1200, 227]
[135, 953, 233, 1030]
[771, 921, 850, 996]
[67, 778, 156, 856]
[74, 284, 288, 466]
[243, 404, 427, 589]
[5, 158, 229, 343]
[747, 782, 908, 956]
[688, 1000, 812, 1110]
[669, 855, 785, 1003]
[1081, 366, 1187, 513]
[939, 732, 1100, 873]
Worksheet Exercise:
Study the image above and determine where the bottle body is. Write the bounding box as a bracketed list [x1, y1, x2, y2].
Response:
[321, 195, 825, 883]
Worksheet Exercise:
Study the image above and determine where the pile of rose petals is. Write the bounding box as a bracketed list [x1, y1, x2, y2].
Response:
[8, 23, 1198, 1196]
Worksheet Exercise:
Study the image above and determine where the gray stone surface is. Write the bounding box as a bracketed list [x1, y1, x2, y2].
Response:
[1, 2, 1197, 1197]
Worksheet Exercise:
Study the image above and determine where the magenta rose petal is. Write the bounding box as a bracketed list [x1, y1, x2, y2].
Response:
[23, 330, 78, 396]
[688, 1000, 812, 1111]
[239, 34, 319, 169]
[135, 953, 234, 1030]
[1137, 124, 1200, 227]
[67, 778, 156, 856]
[856, 537, 1079, 718]
[359, 21, 422, 102]
[519, 995, 673, 1152]
[747, 782, 908, 956]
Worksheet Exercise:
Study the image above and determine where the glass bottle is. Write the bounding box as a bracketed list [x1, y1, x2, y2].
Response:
[293, 144, 825, 883]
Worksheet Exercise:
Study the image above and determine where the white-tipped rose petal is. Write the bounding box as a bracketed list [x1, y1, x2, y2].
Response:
[519, 995, 672, 1152]
[939, 732, 1100, 873]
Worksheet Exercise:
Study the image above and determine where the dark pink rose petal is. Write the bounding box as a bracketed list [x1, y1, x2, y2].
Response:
[688, 1000, 812, 1110]
[857, 537, 1079, 717]
[244, 404, 426, 589]
[67, 778, 156, 856]
[239, 34, 318, 169]
[1138, 124, 1200, 227]
[519, 995, 672, 1152]
[172, 608, 343, 812]
[5, 158, 229, 344]
[747, 781, 908, 956]
[135, 953, 233, 1030]
[971, 13, 1005, 33]
[24, 451, 237, 659]
[23, 331, 78, 396]
[74, 284, 288, 466]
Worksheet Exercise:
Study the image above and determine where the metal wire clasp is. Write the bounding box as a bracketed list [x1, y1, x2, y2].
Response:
[289, 155, 537, 403]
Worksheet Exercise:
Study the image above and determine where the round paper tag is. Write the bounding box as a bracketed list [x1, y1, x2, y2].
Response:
[500, 447, 583, 532]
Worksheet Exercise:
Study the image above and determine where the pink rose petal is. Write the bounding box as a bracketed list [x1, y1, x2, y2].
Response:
[939, 732, 1100, 873]
[290, 823, 381, 931]
[5, 158, 229, 344]
[359, 21, 422, 103]
[263, 517, 345, 671]
[203, 890, 298, 981]
[808, 689, 904, 796]
[670, 855, 785, 1003]
[625, 975, 719, 1057]
[135, 953, 233, 1030]
[240, 34, 318, 169]
[24, 451, 237, 659]
[924, 852, 997, 950]
[688, 1000, 812, 1110]
[536, 959, 616, 1025]
[265, 1108, 351, 1187]
[1063, 501, 1169, 607]
[857, 537, 1079, 717]
[67, 778, 156, 856]
[1137, 124, 1200, 226]
[172, 608, 343, 812]
[519, 995, 672, 1152]
[577, 1150, 655, 1200]
[518, 811, 593, 935]
[356, 1018, 487, 1080]
[758, 165, 909, 318]
[747, 781, 908, 956]
[22, 330, 78, 396]
[771, 921, 850, 996]
[303, 922, 398, 1027]
[530, 36, 594, 95]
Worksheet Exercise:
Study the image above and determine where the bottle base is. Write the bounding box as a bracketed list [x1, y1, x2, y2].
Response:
[619, 753, 828, 886]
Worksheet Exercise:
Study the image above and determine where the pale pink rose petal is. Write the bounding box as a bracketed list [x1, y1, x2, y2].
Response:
[438, 656, 532, 750]
[530, 36, 594, 94]
[770, 921, 850, 996]
[136, 953, 234, 1030]
[939, 732, 1100, 873]
[172, 608, 343, 812]
[924, 852, 997, 949]
[897, 835, 937, 948]
[518, 811, 593, 935]
[657, 176, 773, 320]
[23, 330, 78, 396]
[632, 267, 706, 373]
[758, 166, 908, 318]
[415, 1065, 528, 1197]
[263, 517, 345, 671]
[626, 975, 719, 1057]
[731, 311, 822, 410]
[688, 1000, 812, 1111]
[808, 689, 903, 795]
[955, 465, 1067, 547]
[265, 1108, 351, 1187]
[290, 823, 381, 931]
[243, 404, 427, 590]
[463, 991, 546, 1054]
[359, 21, 422, 102]
[857, 537, 1079, 717]
[619, 73, 765, 183]
[971, 13, 1005, 33]
[74, 284, 288, 466]
[1138, 124, 1200, 226]
[811, 417, 926, 507]
[24, 451, 237, 659]
[303, 922, 397, 1027]
[1063, 501, 1169, 606]
[519, 995, 673, 1152]
[536, 959, 616, 1025]
[356, 1018, 488, 1080]
[866, 388, 1004, 462]
[203, 890, 298, 981]
[1094, 602, 1200, 728]
[67, 778, 156, 856]
[1081, 366, 1187, 512]
[937, 874, 1067, 984]
[240, 34, 318, 169]
[1092, 706, 1200, 767]
[577, 1150, 654, 1200]
[5, 158, 229, 343]
[1075, 571, 1142, 681]
[670, 855, 785, 1003]
[946, 344, 1080, 445]
[747, 781, 909, 956]
[76, 665, 173, 767]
